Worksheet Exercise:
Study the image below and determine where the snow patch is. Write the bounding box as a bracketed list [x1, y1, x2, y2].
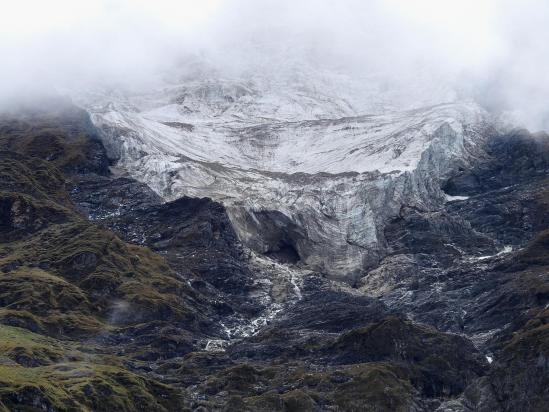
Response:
[445, 194, 469, 202]
[204, 339, 228, 352]
[472, 246, 513, 262]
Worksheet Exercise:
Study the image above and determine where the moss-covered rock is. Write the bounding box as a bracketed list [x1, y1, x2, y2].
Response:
[0, 100, 109, 176]
[0, 151, 71, 207]
[488, 307, 549, 411]
[0, 103, 204, 410]
[0, 362, 185, 411]
[0, 324, 186, 411]
[0, 267, 103, 337]
[329, 363, 419, 412]
[0, 325, 76, 367]
[0, 192, 71, 242]
[0, 218, 207, 338]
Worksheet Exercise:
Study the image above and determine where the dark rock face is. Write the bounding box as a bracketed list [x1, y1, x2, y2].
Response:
[443, 131, 549, 249]
[70, 174, 163, 220]
[443, 130, 549, 196]
[384, 205, 496, 263]
[72, 175, 260, 321]
[161, 121, 194, 131]
[360, 128, 549, 410]
[487, 307, 549, 411]
[280, 288, 388, 334]
[330, 316, 487, 397]
[446, 179, 549, 248]
[1, 102, 549, 411]
[102, 196, 250, 292]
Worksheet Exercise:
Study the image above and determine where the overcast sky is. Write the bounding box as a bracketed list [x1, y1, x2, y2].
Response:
[2, 0, 549, 129]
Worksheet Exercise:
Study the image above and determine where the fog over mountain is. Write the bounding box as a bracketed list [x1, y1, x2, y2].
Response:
[2, 0, 549, 130]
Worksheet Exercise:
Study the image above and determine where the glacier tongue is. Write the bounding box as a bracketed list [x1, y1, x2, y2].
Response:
[75, 70, 494, 281]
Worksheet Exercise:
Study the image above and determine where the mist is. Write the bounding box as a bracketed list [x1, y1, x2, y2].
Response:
[2, 0, 549, 130]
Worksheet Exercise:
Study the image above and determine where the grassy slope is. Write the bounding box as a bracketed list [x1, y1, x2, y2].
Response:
[0, 103, 192, 411]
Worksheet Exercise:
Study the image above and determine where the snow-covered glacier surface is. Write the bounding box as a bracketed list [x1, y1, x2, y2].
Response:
[75, 66, 497, 281]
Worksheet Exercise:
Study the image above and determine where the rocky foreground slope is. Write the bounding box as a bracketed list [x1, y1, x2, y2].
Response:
[0, 97, 548, 411]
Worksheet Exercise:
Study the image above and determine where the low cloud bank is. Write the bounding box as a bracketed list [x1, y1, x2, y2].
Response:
[2, 0, 549, 129]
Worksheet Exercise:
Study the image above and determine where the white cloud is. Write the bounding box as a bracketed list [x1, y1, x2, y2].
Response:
[1, 0, 549, 129]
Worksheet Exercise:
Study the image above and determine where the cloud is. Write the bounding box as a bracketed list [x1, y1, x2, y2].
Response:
[1, 0, 549, 129]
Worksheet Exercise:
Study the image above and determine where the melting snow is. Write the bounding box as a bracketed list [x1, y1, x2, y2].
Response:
[202, 252, 307, 351]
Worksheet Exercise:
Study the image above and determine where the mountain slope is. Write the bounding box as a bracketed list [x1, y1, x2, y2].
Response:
[72, 65, 549, 411]
[1, 77, 549, 411]
[0, 99, 529, 411]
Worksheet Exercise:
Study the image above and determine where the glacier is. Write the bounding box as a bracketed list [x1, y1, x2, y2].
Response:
[74, 65, 502, 281]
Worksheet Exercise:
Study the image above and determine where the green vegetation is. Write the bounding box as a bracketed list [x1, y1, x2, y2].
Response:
[0, 152, 71, 206]
[0, 100, 109, 176]
[329, 363, 417, 412]
[0, 362, 184, 411]
[0, 324, 184, 411]
[0, 324, 75, 367]
[0, 220, 201, 337]
[0, 105, 194, 410]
